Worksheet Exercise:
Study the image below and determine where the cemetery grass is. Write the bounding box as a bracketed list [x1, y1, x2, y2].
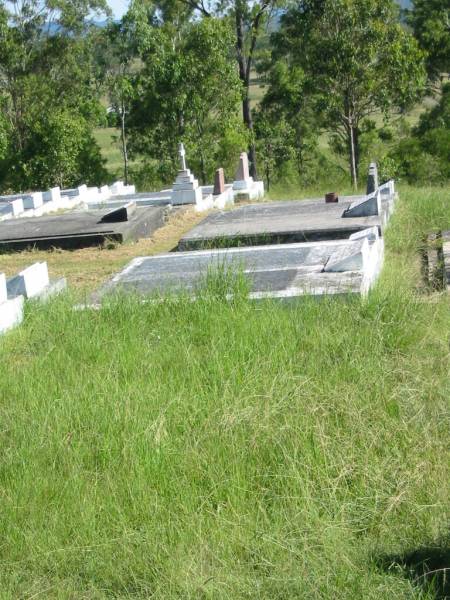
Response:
[0, 188, 449, 597]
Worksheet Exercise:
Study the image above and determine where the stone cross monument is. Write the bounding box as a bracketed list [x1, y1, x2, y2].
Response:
[179, 142, 187, 171]
[171, 142, 202, 205]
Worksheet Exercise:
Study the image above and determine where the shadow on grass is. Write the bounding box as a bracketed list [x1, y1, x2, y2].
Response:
[379, 539, 450, 599]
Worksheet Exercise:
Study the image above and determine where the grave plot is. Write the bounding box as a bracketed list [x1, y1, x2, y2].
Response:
[178, 186, 396, 250]
[0, 261, 65, 334]
[0, 204, 167, 250]
[93, 227, 384, 303]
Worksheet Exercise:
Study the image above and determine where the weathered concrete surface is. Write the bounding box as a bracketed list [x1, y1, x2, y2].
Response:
[0, 206, 167, 250]
[178, 197, 383, 250]
[94, 234, 384, 303]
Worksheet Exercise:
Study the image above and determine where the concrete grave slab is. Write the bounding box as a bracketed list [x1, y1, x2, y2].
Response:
[178, 197, 384, 250]
[0, 205, 167, 250]
[94, 232, 384, 303]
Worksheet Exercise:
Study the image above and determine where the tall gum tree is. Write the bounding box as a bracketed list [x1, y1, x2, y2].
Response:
[152, 0, 280, 179]
[272, 0, 426, 188]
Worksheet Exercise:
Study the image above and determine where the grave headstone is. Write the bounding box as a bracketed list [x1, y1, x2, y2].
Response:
[325, 192, 338, 203]
[366, 162, 379, 195]
[171, 142, 203, 205]
[235, 152, 250, 182]
[213, 168, 225, 196]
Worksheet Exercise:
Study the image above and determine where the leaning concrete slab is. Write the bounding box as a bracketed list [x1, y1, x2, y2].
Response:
[94, 231, 384, 303]
[0, 205, 168, 250]
[343, 191, 381, 218]
[178, 197, 384, 250]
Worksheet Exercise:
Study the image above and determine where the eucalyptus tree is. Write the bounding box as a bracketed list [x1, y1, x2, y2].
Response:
[407, 0, 450, 84]
[0, 0, 109, 190]
[150, 0, 280, 179]
[271, 0, 426, 188]
[126, 8, 246, 186]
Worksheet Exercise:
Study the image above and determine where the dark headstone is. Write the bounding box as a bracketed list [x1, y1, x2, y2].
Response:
[213, 168, 225, 196]
[367, 162, 379, 195]
[325, 192, 339, 203]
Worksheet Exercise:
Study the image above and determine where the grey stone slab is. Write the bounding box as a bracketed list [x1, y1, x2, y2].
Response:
[94, 238, 381, 303]
[179, 197, 382, 250]
[0, 206, 167, 250]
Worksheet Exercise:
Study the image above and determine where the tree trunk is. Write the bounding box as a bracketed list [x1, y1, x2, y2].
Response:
[199, 150, 207, 185]
[120, 98, 129, 185]
[235, 6, 258, 180]
[265, 162, 270, 191]
[243, 95, 258, 178]
[348, 120, 358, 190]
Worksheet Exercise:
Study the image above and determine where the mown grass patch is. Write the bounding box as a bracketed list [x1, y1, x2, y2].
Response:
[0, 187, 448, 598]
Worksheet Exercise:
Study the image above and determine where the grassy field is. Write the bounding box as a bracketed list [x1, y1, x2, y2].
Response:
[0, 186, 449, 598]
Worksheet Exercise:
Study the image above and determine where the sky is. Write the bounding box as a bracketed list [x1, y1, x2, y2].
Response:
[108, 0, 129, 18]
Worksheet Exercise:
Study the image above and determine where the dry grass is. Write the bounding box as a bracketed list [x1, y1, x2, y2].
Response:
[0, 208, 205, 295]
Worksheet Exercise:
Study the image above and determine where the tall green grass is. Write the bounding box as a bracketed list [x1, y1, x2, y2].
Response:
[0, 187, 449, 598]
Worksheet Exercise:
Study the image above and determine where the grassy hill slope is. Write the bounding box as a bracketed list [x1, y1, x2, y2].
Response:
[0, 186, 449, 598]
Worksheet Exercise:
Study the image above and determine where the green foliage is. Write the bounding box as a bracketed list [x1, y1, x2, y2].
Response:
[0, 0, 109, 191]
[21, 110, 107, 189]
[127, 15, 246, 186]
[270, 0, 426, 187]
[255, 59, 324, 189]
[385, 84, 450, 184]
[407, 0, 450, 82]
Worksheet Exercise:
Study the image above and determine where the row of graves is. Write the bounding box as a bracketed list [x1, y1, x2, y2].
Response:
[0, 145, 262, 251]
[92, 162, 397, 304]
[0, 155, 397, 333]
